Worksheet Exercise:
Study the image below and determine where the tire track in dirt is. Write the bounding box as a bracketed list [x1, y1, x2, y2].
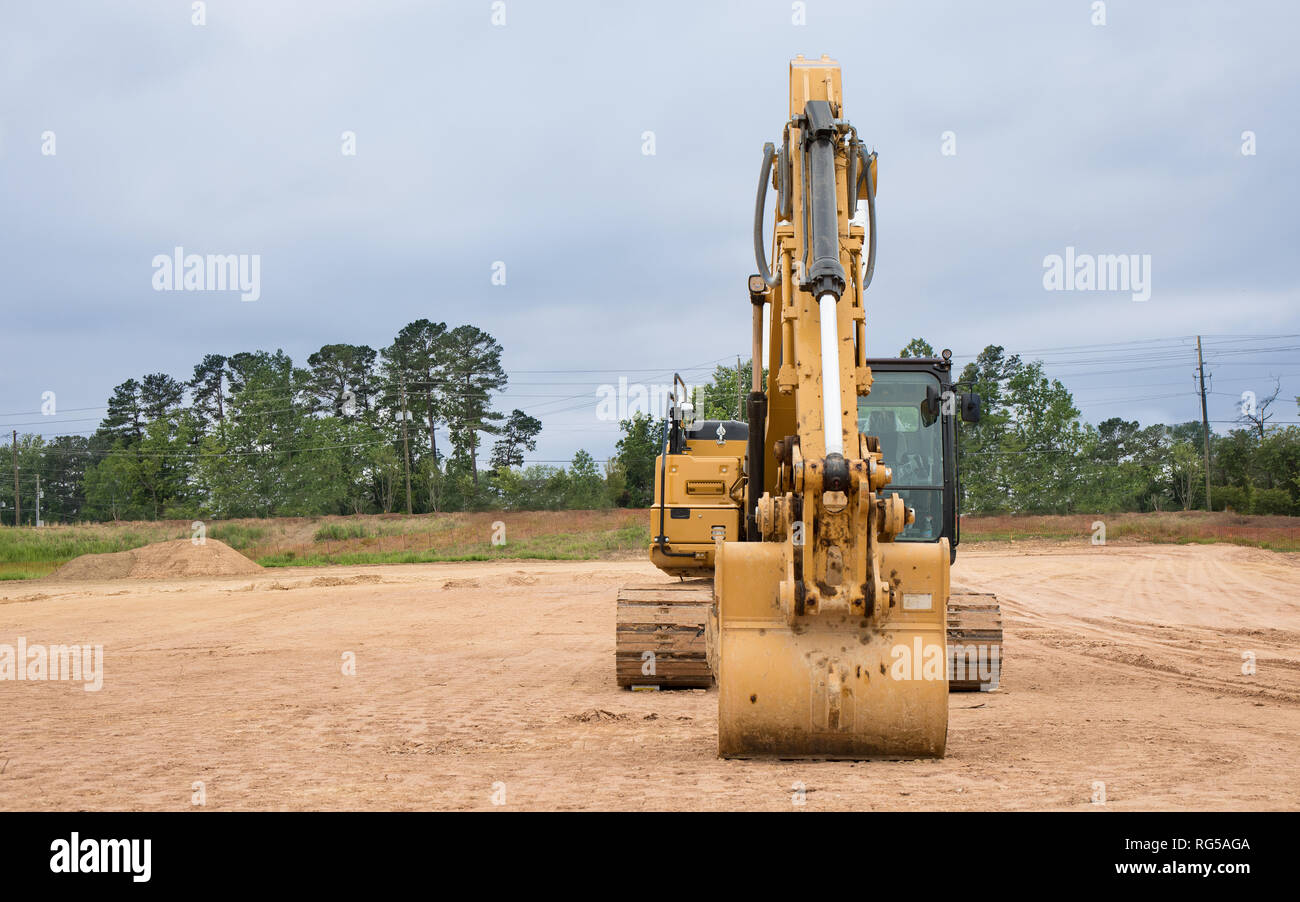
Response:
[955, 544, 1300, 705]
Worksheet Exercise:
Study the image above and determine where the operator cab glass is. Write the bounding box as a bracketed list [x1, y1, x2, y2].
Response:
[857, 371, 944, 541]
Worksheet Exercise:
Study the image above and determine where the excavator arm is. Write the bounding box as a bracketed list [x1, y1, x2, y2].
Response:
[712, 55, 951, 758]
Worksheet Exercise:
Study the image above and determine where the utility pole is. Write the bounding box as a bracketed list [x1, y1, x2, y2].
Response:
[399, 379, 413, 515]
[736, 356, 744, 422]
[1196, 336, 1212, 511]
[34, 474, 42, 528]
[11, 430, 19, 527]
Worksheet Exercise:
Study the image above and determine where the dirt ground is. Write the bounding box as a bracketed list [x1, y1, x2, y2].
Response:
[1, 542, 1296, 811]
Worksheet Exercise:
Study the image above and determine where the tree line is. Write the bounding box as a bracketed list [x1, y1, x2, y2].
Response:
[617, 341, 1300, 517]
[931, 339, 1300, 515]
[3, 333, 1298, 524]
[1, 320, 618, 523]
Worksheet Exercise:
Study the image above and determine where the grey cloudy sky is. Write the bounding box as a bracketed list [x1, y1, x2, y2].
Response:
[2, 0, 1297, 464]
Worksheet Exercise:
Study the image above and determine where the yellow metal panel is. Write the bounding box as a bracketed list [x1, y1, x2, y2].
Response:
[654, 454, 741, 502]
[648, 507, 739, 545]
[715, 540, 949, 758]
[679, 437, 748, 459]
[789, 55, 843, 116]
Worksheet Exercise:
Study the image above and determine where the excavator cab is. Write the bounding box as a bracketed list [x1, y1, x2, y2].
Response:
[858, 355, 980, 559]
[857, 357, 1000, 692]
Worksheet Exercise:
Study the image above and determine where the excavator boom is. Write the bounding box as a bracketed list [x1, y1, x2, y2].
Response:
[710, 56, 949, 757]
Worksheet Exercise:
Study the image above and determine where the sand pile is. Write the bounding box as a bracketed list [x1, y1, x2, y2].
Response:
[48, 539, 264, 581]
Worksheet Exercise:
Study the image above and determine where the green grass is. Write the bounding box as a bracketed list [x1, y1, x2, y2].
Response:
[208, 523, 270, 549]
[961, 527, 1069, 542]
[262, 523, 649, 568]
[313, 522, 376, 542]
[0, 563, 54, 581]
[961, 528, 1300, 553]
[0, 529, 171, 564]
[3, 510, 1295, 583]
[960, 512, 1300, 553]
[0, 525, 190, 578]
[0, 512, 648, 581]
[1149, 534, 1300, 554]
[312, 517, 465, 543]
[0, 520, 271, 578]
[0, 522, 193, 579]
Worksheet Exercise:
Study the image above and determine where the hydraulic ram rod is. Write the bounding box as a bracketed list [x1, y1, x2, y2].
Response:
[819, 293, 843, 456]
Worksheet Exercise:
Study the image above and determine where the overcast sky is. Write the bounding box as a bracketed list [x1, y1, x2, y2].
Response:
[2, 0, 1297, 464]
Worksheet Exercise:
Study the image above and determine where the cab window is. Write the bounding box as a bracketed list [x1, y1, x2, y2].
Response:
[857, 371, 944, 540]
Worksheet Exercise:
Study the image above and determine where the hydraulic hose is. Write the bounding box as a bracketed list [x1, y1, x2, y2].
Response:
[846, 141, 857, 218]
[859, 147, 877, 292]
[753, 142, 778, 287]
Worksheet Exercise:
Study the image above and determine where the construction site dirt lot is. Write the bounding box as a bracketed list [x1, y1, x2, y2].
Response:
[1, 542, 1297, 811]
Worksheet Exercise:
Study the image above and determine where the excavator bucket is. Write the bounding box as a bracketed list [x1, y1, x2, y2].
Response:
[713, 540, 949, 758]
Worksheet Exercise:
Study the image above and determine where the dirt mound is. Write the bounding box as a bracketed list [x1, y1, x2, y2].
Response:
[48, 539, 263, 581]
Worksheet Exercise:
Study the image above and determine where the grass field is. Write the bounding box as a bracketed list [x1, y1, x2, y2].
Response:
[255, 510, 648, 568]
[0, 509, 650, 579]
[0, 522, 192, 580]
[960, 510, 1300, 553]
[1, 508, 1296, 580]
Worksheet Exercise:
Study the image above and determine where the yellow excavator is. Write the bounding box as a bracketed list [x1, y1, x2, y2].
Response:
[615, 56, 1001, 757]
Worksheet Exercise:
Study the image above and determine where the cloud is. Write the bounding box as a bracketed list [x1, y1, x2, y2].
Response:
[1, 0, 1297, 460]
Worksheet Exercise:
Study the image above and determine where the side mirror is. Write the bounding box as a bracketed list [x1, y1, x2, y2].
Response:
[959, 393, 982, 424]
[921, 384, 941, 427]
